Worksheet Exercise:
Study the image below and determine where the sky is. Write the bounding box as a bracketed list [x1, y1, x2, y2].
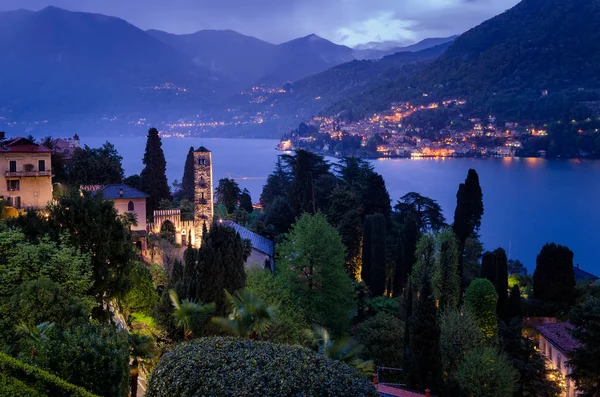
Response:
[0, 0, 520, 46]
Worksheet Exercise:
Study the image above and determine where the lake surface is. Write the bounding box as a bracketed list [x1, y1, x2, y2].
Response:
[82, 135, 600, 275]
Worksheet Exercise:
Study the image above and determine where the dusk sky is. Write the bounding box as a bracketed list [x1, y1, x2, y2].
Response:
[0, 0, 520, 46]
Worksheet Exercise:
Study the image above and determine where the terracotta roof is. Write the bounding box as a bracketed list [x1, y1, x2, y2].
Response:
[376, 385, 428, 397]
[1, 137, 53, 153]
[98, 184, 149, 200]
[535, 322, 582, 353]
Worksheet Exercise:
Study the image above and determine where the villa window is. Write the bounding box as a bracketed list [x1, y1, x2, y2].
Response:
[9, 160, 16, 173]
[128, 201, 135, 211]
[38, 160, 46, 172]
[548, 346, 553, 361]
[557, 354, 562, 370]
[7, 180, 19, 192]
[199, 158, 206, 165]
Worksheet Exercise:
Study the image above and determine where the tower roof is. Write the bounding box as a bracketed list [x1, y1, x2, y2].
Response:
[195, 146, 211, 153]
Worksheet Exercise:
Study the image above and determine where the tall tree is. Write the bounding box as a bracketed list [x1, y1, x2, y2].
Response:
[181, 247, 198, 300]
[393, 212, 419, 296]
[239, 188, 254, 214]
[568, 297, 600, 397]
[178, 146, 195, 201]
[409, 233, 437, 293]
[215, 178, 241, 214]
[507, 285, 522, 319]
[196, 223, 248, 315]
[533, 243, 576, 307]
[277, 213, 356, 334]
[465, 278, 498, 343]
[369, 214, 387, 296]
[260, 157, 292, 208]
[406, 276, 444, 394]
[361, 215, 374, 286]
[140, 128, 171, 218]
[434, 229, 461, 311]
[362, 173, 391, 222]
[67, 142, 124, 186]
[283, 150, 330, 215]
[263, 197, 295, 236]
[452, 169, 484, 288]
[439, 307, 484, 377]
[481, 248, 509, 319]
[455, 347, 517, 397]
[395, 192, 446, 232]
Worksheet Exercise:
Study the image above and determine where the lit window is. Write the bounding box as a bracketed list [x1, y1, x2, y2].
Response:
[7, 180, 19, 191]
[128, 201, 135, 211]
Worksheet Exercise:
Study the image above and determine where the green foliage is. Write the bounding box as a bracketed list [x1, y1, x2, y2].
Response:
[277, 213, 356, 334]
[215, 178, 241, 213]
[146, 337, 379, 397]
[30, 324, 129, 397]
[365, 213, 387, 296]
[196, 224, 247, 315]
[67, 142, 124, 186]
[0, 351, 99, 397]
[367, 296, 400, 316]
[395, 192, 446, 232]
[177, 147, 195, 201]
[465, 278, 498, 342]
[169, 290, 215, 340]
[0, 373, 45, 397]
[455, 347, 518, 397]
[568, 297, 600, 397]
[439, 307, 484, 377]
[481, 248, 509, 318]
[354, 313, 404, 367]
[393, 210, 419, 296]
[533, 243, 576, 307]
[213, 289, 277, 339]
[434, 229, 461, 310]
[245, 268, 309, 344]
[140, 128, 171, 216]
[123, 174, 142, 191]
[260, 157, 292, 208]
[122, 262, 160, 316]
[462, 236, 484, 287]
[263, 196, 296, 236]
[239, 188, 254, 213]
[361, 214, 373, 284]
[48, 191, 136, 313]
[283, 150, 331, 214]
[409, 233, 436, 292]
[406, 277, 443, 393]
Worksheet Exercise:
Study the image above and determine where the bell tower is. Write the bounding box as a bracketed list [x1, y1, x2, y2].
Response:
[193, 146, 214, 247]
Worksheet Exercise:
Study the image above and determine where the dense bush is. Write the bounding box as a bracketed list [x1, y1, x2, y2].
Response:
[455, 347, 518, 397]
[0, 352, 98, 397]
[146, 337, 379, 397]
[354, 313, 404, 367]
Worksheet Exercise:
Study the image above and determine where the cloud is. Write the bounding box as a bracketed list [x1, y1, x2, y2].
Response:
[0, 0, 520, 45]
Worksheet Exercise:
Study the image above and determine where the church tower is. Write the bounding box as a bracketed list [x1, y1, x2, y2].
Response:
[193, 146, 214, 247]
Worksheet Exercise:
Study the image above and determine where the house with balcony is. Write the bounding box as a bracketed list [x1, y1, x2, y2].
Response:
[0, 133, 53, 209]
[535, 322, 581, 397]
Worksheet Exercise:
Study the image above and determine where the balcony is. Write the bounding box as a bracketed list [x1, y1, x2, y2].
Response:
[5, 170, 52, 178]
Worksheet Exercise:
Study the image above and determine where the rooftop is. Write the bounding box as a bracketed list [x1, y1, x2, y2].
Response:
[574, 266, 599, 281]
[222, 220, 274, 257]
[535, 322, 582, 353]
[376, 385, 430, 397]
[1, 137, 53, 153]
[98, 184, 149, 200]
[195, 146, 211, 153]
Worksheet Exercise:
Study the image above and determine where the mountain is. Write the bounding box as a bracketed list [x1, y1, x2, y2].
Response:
[147, 29, 277, 87]
[326, 0, 600, 122]
[354, 36, 458, 59]
[0, 7, 224, 120]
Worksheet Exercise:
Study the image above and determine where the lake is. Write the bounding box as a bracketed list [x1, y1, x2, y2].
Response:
[82, 135, 600, 275]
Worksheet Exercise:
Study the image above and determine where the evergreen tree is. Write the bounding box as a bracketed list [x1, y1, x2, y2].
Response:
[362, 173, 391, 222]
[465, 278, 498, 343]
[260, 157, 292, 208]
[277, 213, 356, 334]
[393, 212, 419, 296]
[67, 142, 124, 186]
[452, 169, 484, 288]
[182, 248, 198, 300]
[434, 229, 461, 311]
[283, 150, 330, 215]
[239, 188, 253, 214]
[395, 192, 446, 232]
[196, 224, 248, 315]
[263, 197, 295, 236]
[409, 233, 437, 293]
[507, 284, 522, 319]
[215, 178, 241, 214]
[179, 146, 195, 201]
[140, 128, 171, 218]
[361, 215, 373, 285]
[406, 276, 444, 394]
[124, 174, 142, 191]
[481, 248, 509, 318]
[568, 297, 600, 397]
[369, 214, 387, 296]
[533, 243, 576, 306]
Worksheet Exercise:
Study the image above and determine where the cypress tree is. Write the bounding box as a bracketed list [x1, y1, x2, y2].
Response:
[533, 243, 576, 306]
[452, 169, 484, 289]
[361, 215, 373, 285]
[393, 212, 419, 296]
[140, 128, 171, 218]
[362, 173, 391, 222]
[180, 146, 195, 201]
[260, 157, 292, 208]
[196, 223, 247, 315]
[182, 247, 198, 300]
[406, 276, 444, 394]
[434, 229, 461, 311]
[507, 284, 522, 319]
[239, 188, 253, 214]
[369, 214, 387, 296]
[482, 248, 510, 319]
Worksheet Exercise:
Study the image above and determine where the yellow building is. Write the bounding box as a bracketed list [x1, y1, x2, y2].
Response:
[97, 184, 149, 232]
[0, 135, 53, 209]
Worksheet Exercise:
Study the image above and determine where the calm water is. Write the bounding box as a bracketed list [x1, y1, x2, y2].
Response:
[82, 135, 600, 275]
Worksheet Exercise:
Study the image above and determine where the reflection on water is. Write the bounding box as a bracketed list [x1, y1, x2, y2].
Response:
[81, 135, 600, 275]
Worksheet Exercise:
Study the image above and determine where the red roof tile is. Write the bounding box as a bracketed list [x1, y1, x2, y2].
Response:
[1, 137, 53, 153]
[376, 384, 428, 397]
[535, 322, 582, 353]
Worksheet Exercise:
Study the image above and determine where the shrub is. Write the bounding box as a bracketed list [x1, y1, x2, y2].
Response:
[0, 374, 45, 397]
[465, 278, 498, 342]
[455, 347, 517, 397]
[146, 337, 379, 397]
[354, 313, 404, 367]
[0, 352, 99, 397]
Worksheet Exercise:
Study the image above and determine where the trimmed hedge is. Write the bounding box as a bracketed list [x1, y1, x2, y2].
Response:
[0, 373, 45, 397]
[0, 352, 99, 397]
[147, 337, 380, 397]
